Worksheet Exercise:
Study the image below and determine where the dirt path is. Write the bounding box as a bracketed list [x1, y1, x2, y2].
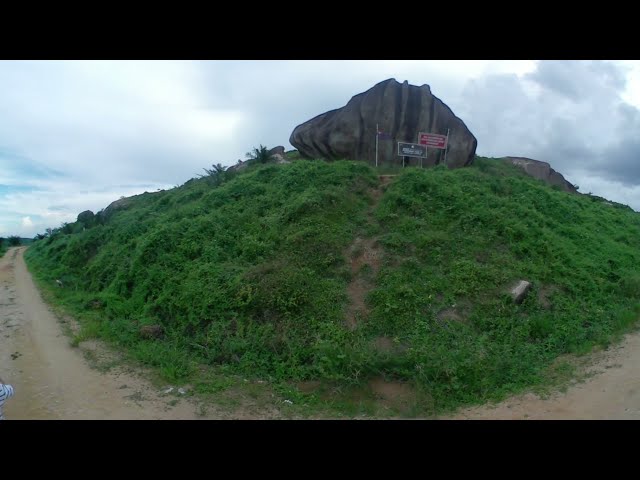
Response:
[344, 175, 395, 329]
[0, 247, 271, 420]
[444, 330, 640, 420]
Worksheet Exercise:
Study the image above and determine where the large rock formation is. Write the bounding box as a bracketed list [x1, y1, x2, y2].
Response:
[503, 157, 578, 193]
[290, 78, 477, 168]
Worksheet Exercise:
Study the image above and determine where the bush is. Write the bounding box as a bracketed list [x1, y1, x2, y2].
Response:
[8, 235, 21, 246]
[200, 163, 228, 186]
[246, 145, 271, 164]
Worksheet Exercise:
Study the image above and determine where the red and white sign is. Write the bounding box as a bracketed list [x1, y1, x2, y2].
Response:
[418, 132, 448, 149]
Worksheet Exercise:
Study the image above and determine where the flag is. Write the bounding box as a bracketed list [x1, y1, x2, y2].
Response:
[377, 130, 391, 140]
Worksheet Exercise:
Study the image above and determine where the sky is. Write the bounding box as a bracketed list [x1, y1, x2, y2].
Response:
[2, 60, 640, 237]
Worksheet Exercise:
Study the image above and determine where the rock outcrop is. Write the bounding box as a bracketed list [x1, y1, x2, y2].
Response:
[77, 210, 95, 224]
[290, 78, 477, 168]
[98, 192, 160, 222]
[227, 146, 290, 173]
[227, 159, 249, 173]
[268, 146, 286, 157]
[99, 196, 135, 221]
[503, 157, 577, 193]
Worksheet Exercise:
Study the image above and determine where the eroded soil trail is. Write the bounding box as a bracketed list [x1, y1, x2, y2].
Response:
[0, 247, 276, 420]
[344, 175, 395, 329]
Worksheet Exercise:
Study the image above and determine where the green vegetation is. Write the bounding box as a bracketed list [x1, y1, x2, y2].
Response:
[1, 236, 33, 256]
[199, 163, 232, 187]
[24, 156, 640, 416]
[8, 235, 21, 246]
[246, 144, 271, 164]
[285, 150, 303, 161]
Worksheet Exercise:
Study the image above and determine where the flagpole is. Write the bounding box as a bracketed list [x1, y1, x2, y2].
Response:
[375, 123, 379, 168]
[444, 128, 450, 165]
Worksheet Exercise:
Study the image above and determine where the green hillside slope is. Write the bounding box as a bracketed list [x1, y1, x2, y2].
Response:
[25, 157, 640, 415]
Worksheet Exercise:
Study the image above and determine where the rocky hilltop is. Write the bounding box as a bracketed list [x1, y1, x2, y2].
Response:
[503, 157, 578, 193]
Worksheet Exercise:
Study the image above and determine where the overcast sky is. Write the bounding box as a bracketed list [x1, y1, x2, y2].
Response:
[2, 60, 640, 237]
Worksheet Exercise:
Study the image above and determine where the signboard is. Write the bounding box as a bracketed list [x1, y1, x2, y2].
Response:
[418, 132, 448, 149]
[397, 142, 427, 158]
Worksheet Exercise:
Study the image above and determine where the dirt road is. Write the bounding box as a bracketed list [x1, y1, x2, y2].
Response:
[0, 247, 271, 420]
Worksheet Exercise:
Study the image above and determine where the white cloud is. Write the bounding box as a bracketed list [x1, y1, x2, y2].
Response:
[0, 179, 174, 237]
[1, 60, 640, 236]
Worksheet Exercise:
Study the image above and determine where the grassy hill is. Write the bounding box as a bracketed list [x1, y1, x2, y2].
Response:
[24, 157, 640, 416]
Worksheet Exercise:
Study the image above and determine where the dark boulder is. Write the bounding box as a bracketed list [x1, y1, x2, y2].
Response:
[139, 324, 164, 340]
[268, 146, 286, 157]
[77, 210, 95, 224]
[290, 78, 477, 168]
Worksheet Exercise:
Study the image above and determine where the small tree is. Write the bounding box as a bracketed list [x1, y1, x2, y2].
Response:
[246, 145, 271, 164]
[199, 163, 228, 186]
[8, 235, 21, 246]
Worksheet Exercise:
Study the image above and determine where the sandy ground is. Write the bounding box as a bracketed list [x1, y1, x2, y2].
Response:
[443, 331, 640, 420]
[0, 247, 276, 420]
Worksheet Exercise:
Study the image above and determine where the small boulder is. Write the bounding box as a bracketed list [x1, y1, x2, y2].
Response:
[139, 324, 164, 339]
[227, 159, 249, 173]
[510, 280, 532, 304]
[88, 299, 105, 310]
[436, 307, 465, 324]
[77, 210, 95, 224]
[268, 146, 286, 157]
